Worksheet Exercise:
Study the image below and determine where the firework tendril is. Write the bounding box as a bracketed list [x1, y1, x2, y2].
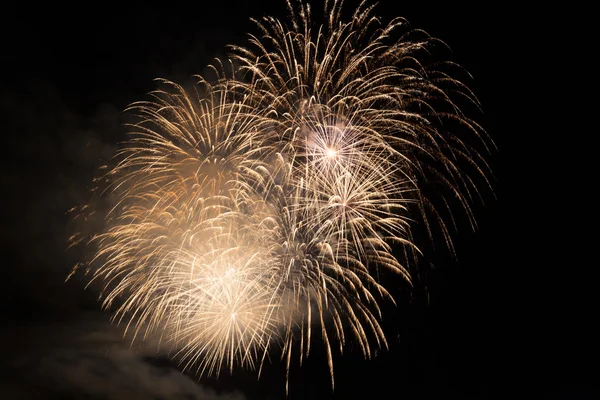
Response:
[69, 0, 494, 392]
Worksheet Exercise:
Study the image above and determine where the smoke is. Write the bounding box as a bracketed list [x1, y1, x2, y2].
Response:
[0, 314, 248, 399]
[1, 79, 122, 320]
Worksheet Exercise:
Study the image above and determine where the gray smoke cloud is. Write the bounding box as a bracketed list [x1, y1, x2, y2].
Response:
[1, 314, 248, 399]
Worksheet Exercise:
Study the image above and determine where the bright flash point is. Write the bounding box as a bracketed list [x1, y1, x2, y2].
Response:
[326, 148, 337, 158]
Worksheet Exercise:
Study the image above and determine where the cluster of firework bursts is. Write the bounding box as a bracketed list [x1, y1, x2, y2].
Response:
[69, 0, 493, 389]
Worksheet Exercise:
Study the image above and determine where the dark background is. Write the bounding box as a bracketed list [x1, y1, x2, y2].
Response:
[1, 1, 594, 399]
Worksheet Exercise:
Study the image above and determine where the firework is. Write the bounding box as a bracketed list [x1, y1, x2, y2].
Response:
[69, 0, 493, 392]
[72, 74, 286, 375]
[229, 0, 493, 384]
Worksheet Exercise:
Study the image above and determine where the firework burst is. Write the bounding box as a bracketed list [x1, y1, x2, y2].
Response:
[69, 0, 494, 392]
[229, 0, 493, 383]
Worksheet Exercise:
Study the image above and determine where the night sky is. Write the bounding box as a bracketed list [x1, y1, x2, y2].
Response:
[1, 1, 595, 399]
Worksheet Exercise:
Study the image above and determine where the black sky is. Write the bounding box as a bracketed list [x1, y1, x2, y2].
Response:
[1, 1, 595, 399]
